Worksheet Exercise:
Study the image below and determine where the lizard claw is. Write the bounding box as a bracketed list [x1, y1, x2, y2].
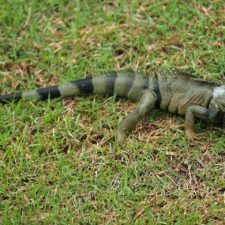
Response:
[184, 128, 200, 145]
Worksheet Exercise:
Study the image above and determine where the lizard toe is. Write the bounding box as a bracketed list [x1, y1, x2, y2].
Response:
[184, 128, 200, 145]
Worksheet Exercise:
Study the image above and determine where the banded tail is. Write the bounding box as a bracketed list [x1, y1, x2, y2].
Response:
[0, 70, 149, 103]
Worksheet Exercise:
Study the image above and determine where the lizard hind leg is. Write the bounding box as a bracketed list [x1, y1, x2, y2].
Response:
[117, 91, 157, 145]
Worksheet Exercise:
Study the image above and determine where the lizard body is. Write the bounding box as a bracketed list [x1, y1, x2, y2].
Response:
[1, 68, 224, 143]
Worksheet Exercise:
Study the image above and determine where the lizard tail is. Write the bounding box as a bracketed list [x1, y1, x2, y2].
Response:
[0, 70, 148, 103]
[0, 71, 119, 103]
[0, 84, 61, 103]
[0, 76, 99, 103]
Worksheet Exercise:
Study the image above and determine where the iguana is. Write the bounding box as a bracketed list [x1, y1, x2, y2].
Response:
[0, 68, 225, 143]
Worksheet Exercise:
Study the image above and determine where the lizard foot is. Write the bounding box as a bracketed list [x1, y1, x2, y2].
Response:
[184, 128, 200, 144]
[116, 129, 127, 146]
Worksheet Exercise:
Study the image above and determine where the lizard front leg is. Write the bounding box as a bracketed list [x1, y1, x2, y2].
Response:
[184, 103, 218, 142]
[117, 91, 157, 144]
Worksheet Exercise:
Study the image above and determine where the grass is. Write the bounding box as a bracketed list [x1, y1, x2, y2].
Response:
[0, 0, 225, 224]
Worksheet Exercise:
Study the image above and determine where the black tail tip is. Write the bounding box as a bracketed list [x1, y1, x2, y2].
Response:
[0, 93, 22, 103]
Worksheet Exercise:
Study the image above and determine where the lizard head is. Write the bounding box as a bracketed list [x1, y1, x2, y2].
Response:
[213, 85, 225, 112]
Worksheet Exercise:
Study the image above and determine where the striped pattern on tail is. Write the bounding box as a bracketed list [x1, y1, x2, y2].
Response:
[0, 70, 150, 104]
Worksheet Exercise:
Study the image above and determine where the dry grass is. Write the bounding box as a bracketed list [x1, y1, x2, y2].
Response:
[0, 0, 225, 224]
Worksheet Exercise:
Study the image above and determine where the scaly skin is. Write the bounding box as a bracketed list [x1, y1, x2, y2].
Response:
[1, 68, 224, 144]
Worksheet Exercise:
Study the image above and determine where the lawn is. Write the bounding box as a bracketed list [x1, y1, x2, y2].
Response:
[0, 0, 224, 224]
